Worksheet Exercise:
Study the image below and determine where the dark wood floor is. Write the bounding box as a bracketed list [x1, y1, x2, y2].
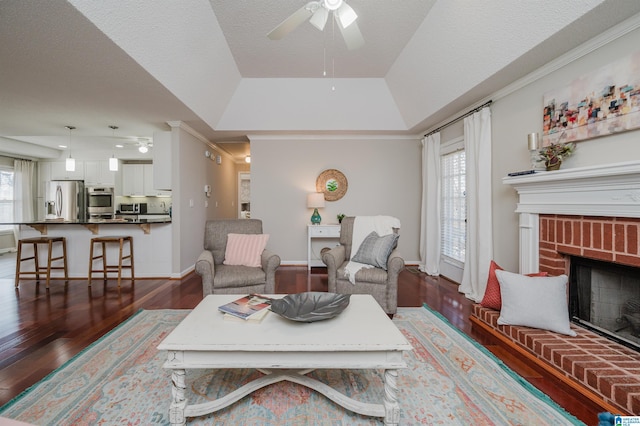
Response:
[0, 265, 599, 423]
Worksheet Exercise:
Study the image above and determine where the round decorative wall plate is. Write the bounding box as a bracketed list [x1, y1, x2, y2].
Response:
[316, 169, 348, 201]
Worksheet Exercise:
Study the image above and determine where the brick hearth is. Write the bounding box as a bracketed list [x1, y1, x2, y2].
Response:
[472, 305, 640, 414]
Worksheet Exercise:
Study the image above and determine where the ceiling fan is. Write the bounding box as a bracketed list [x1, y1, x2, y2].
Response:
[267, 0, 365, 50]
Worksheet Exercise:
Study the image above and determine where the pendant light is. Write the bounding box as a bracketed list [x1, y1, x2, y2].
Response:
[108, 125, 119, 171]
[65, 126, 76, 172]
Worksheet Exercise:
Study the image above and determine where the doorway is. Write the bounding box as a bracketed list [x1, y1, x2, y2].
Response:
[238, 172, 250, 218]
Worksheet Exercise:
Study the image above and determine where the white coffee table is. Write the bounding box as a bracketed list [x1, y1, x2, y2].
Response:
[157, 294, 412, 425]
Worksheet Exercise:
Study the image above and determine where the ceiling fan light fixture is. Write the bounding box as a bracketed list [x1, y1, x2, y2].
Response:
[309, 7, 329, 30]
[138, 144, 149, 154]
[323, 0, 343, 11]
[336, 2, 357, 28]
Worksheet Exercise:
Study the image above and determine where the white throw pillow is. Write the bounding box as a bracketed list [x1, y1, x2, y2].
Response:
[495, 269, 576, 336]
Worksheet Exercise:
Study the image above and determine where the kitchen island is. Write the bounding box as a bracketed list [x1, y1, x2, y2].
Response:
[14, 218, 173, 278]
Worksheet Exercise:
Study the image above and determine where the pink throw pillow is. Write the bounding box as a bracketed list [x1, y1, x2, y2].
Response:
[223, 234, 269, 268]
[480, 260, 547, 311]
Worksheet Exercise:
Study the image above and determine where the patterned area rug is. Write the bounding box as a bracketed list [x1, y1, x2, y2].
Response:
[0, 306, 583, 425]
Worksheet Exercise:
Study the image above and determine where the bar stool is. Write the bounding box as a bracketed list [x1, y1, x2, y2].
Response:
[88, 236, 135, 287]
[15, 236, 68, 288]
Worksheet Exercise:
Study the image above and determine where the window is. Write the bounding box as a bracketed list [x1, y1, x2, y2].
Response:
[440, 138, 465, 281]
[0, 168, 14, 232]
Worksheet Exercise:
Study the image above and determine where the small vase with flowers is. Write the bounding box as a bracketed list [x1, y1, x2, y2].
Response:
[538, 141, 576, 171]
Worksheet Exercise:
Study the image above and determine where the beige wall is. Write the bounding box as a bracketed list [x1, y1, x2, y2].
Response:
[249, 136, 422, 264]
[491, 26, 640, 272]
[173, 125, 239, 275]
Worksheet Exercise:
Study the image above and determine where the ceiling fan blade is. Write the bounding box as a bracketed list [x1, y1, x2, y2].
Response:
[338, 19, 364, 50]
[267, 2, 317, 40]
[309, 7, 329, 31]
[336, 2, 357, 29]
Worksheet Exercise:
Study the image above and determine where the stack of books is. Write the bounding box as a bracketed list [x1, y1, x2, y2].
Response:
[218, 294, 273, 323]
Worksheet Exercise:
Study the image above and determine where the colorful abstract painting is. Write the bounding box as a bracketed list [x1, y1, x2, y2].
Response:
[543, 49, 640, 146]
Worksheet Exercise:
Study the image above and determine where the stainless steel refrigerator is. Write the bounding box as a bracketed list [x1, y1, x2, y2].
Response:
[45, 180, 86, 221]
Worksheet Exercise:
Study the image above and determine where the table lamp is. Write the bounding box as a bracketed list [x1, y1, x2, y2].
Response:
[307, 192, 325, 225]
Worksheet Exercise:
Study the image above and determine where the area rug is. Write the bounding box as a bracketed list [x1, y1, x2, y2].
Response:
[0, 306, 584, 425]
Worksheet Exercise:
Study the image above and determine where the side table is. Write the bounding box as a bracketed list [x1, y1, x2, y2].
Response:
[307, 224, 341, 269]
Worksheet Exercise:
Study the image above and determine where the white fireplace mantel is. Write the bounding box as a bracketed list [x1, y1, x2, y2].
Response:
[503, 161, 640, 274]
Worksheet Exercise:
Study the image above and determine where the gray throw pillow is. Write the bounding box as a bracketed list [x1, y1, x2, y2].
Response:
[352, 231, 399, 270]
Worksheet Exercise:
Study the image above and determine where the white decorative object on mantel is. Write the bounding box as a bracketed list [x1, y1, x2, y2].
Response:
[504, 161, 640, 274]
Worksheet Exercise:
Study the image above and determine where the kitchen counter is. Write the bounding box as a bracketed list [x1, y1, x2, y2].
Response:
[11, 216, 171, 235]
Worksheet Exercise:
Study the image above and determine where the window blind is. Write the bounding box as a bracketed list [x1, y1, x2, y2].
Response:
[0, 169, 14, 231]
[440, 149, 466, 263]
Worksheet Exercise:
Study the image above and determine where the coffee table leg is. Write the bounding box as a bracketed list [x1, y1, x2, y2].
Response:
[169, 369, 187, 425]
[383, 369, 400, 425]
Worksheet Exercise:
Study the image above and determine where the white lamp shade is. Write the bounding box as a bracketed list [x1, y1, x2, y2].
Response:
[109, 156, 119, 171]
[307, 192, 325, 208]
[65, 157, 75, 172]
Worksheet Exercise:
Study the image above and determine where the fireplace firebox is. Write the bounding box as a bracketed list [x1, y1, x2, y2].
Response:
[569, 256, 640, 351]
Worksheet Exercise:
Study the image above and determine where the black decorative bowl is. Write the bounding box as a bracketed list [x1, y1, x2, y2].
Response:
[270, 292, 351, 322]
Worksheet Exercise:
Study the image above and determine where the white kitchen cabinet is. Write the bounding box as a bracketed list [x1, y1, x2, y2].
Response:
[122, 163, 171, 197]
[143, 164, 154, 196]
[38, 160, 85, 195]
[152, 131, 172, 191]
[84, 160, 115, 186]
[143, 164, 171, 196]
[121, 164, 145, 196]
[50, 160, 84, 180]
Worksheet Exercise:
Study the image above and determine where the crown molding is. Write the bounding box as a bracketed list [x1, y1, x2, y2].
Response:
[247, 133, 419, 142]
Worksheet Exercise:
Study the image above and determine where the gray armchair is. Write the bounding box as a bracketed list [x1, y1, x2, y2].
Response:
[195, 219, 280, 296]
[322, 217, 404, 315]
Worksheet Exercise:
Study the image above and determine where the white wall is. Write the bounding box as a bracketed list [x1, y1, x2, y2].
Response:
[491, 26, 640, 272]
[249, 136, 422, 264]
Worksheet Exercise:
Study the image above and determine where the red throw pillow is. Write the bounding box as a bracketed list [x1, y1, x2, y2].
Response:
[479, 260, 547, 310]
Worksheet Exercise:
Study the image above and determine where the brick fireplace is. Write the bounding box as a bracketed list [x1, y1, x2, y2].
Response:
[501, 161, 640, 413]
[538, 215, 640, 275]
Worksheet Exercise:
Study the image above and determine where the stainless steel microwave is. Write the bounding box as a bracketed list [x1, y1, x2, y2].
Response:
[119, 203, 147, 214]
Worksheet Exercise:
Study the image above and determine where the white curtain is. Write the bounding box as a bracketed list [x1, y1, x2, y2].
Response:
[418, 133, 441, 275]
[13, 160, 35, 245]
[459, 107, 493, 301]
